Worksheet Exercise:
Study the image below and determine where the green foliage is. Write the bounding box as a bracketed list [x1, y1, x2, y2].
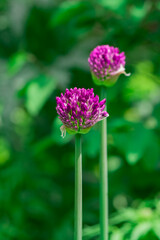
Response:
[83, 200, 160, 240]
[8, 52, 28, 75]
[124, 61, 159, 101]
[112, 122, 152, 164]
[0, 138, 10, 165]
[0, 0, 160, 239]
[19, 75, 56, 116]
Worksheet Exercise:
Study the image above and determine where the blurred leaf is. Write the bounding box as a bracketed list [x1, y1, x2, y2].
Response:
[0, 138, 10, 165]
[110, 229, 124, 240]
[110, 208, 136, 225]
[99, 0, 126, 13]
[130, 222, 152, 240]
[109, 118, 132, 132]
[8, 52, 27, 75]
[113, 123, 151, 165]
[19, 75, 56, 116]
[137, 208, 153, 221]
[50, 1, 91, 27]
[129, 2, 151, 23]
[83, 224, 100, 239]
[124, 61, 159, 101]
[153, 219, 160, 238]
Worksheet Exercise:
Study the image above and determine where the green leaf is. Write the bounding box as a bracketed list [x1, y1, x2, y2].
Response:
[83, 224, 100, 239]
[0, 138, 10, 165]
[8, 52, 27, 75]
[130, 222, 152, 240]
[113, 123, 151, 165]
[19, 75, 56, 116]
[110, 229, 124, 240]
[130, 3, 150, 23]
[99, 0, 126, 11]
[153, 220, 160, 238]
[50, 1, 89, 27]
[110, 208, 136, 225]
[124, 61, 159, 101]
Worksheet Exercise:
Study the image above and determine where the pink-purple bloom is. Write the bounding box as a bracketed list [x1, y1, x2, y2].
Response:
[56, 87, 109, 137]
[88, 45, 130, 86]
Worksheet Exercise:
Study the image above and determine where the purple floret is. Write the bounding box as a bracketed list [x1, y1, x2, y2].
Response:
[56, 87, 109, 133]
[88, 45, 127, 81]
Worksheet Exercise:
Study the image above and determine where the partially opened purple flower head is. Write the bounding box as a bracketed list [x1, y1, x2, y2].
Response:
[56, 87, 109, 137]
[88, 45, 130, 87]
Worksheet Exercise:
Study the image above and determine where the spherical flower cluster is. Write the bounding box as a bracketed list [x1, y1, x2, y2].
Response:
[56, 87, 109, 137]
[88, 45, 130, 86]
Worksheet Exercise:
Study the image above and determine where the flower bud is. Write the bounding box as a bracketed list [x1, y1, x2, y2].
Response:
[88, 45, 130, 87]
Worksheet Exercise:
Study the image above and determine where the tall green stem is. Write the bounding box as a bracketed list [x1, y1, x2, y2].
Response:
[74, 134, 82, 240]
[100, 87, 108, 240]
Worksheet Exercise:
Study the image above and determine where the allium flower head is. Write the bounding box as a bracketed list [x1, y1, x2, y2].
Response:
[88, 45, 130, 87]
[56, 87, 109, 137]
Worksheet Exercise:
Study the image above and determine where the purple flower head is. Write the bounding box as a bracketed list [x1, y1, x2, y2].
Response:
[56, 87, 109, 137]
[88, 45, 130, 87]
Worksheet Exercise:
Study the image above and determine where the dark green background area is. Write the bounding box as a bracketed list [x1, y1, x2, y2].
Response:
[0, 0, 160, 239]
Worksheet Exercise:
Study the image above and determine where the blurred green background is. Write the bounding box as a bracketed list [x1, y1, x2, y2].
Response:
[0, 0, 160, 239]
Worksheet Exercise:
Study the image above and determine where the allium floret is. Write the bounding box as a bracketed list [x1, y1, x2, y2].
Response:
[56, 87, 109, 137]
[88, 45, 130, 87]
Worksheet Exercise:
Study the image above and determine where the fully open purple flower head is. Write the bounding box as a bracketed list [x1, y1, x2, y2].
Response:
[88, 45, 130, 87]
[56, 87, 109, 138]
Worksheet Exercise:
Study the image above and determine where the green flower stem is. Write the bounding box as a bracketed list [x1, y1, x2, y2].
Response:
[74, 134, 82, 240]
[100, 87, 108, 240]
